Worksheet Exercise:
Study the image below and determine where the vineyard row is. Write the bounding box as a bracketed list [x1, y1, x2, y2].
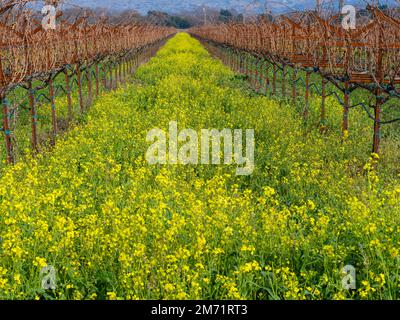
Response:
[190, 7, 400, 156]
[0, 2, 175, 165]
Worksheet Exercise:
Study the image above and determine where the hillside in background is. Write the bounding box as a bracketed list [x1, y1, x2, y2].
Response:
[64, 0, 398, 15]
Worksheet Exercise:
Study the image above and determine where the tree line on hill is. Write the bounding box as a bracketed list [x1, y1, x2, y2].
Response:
[21, 3, 399, 29]
[58, 7, 246, 28]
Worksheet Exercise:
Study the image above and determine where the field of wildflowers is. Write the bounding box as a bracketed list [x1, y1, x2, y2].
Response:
[0, 33, 399, 300]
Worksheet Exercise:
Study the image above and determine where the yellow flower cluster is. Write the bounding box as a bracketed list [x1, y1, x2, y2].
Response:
[0, 33, 398, 300]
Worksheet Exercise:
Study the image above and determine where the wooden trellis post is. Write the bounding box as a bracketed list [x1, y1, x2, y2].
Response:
[282, 64, 286, 97]
[115, 62, 119, 88]
[372, 31, 384, 155]
[237, 52, 241, 73]
[28, 82, 38, 152]
[253, 58, 259, 90]
[117, 60, 121, 84]
[87, 68, 93, 103]
[264, 61, 270, 95]
[343, 82, 350, 136]
[234, 51, 238, 72]
[124, 58, 127, 81]
[102, 64, 107, 90]
[118, 61, 122, 84]
[49, 78, 58, 144]
[304, 71, 311, 118]
[321, 78, 327, 127]
[253, 58, 258, 88]
[64, 70, 73, 120]
[109, 64, 113, 91]
[251, 58, 255, 87]
[76, 63, 84, 113]
[292, 68, 297, 104]
[246, 55, 250, 79]
[1, 95, 13, 164]
[0, 47, 12, 163]
[257, 59, 263, 90]
[95, 64, 100, 97]
[243, 54, 246, 76]
[123, 58, 126, 82]
[373, 92, 383, 155]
